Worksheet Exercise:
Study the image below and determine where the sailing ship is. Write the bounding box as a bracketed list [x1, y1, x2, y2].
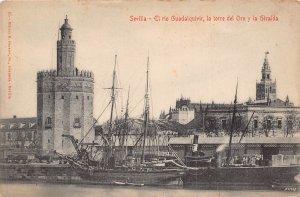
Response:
[182, 82, 300, 190]
[57, 55, 186, 186]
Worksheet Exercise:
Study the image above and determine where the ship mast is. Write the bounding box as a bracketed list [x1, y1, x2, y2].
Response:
[102, 55, 119, 168]
[108, 55, 117, 140]
[121, 87, 130, 154]
[227, 80, 238, 165]
[141, 56, 150, 163]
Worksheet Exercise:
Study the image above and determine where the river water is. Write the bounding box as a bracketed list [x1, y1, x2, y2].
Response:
[0, 183, 297, 197]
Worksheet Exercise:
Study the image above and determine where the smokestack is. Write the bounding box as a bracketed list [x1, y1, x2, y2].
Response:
[192, 135, 199, 155]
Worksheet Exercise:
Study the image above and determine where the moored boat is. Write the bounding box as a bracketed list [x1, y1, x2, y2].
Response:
[113, 181, 144, 187]
[183, 165, 300, 190]
[181, 82, 300, 190]
[57, 55, 186, 187]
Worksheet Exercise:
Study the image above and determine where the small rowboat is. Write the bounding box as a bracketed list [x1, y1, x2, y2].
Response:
[113, 181, 144, 187]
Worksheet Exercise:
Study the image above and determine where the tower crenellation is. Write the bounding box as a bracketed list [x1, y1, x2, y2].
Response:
[37, 69, 94, 80]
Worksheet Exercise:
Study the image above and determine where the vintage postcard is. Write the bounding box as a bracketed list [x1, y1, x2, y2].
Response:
[0, 0, 299, 196]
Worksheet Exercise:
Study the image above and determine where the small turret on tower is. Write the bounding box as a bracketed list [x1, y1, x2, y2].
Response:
[261, 51, 271, 81]
[57, 15, 76, 76]
[285, 95, 290, 105]
[60, 15, 73, 40]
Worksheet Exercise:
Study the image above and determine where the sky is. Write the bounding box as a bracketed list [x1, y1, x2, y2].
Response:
[0, 0, 300, 122]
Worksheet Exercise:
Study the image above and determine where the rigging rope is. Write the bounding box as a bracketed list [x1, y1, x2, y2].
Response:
[152, 121, 187, 167]
[79, 100, 112, 145]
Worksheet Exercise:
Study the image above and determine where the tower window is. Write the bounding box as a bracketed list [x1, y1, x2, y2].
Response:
[45, 117, 52, 129]
[46, 117, 52, 125]
[74, 118, 81, 128]
[61, 95, 64, 99]
[76, 95, 78, 99]
[69, 35, 71, 39]
[48, 95, 50, 99]
[87, 96, 89, 100]
[267, 74, 270, 79]
[48, 139, 50, 143]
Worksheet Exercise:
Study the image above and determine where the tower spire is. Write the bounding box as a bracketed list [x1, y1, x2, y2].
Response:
[286, 95, 290, 104]
[57, 16, 75, 76]
[263, 51, 270, 70]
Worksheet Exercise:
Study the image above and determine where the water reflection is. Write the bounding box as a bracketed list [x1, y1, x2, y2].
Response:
[0, 183, 292, 197]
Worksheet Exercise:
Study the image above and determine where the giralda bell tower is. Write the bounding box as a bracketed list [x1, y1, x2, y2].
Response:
[256, 51, 277, 102]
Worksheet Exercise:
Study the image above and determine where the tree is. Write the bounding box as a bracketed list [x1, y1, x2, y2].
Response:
[204, 117, 219, 137]
[284, 111, 300, 137]
[261, 115, 275, 137]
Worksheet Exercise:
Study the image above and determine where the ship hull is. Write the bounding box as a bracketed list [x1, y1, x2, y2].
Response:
[183, 165, 300, 190]
[0, 163, 184, 187]
[75, 167, 185, 186]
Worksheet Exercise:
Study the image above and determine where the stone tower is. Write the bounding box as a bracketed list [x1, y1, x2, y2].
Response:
[256, 52, 277, 101]
[37, 16, 94, 155]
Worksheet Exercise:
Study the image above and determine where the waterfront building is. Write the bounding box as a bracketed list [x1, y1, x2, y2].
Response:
[0, 116, 37, 161]
[166, 52, 300, 138]
[165, 52, 300, 165]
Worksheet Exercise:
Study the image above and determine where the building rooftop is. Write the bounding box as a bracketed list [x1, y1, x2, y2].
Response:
[0, 117, 37, 130]
[169, 136, 300, 145]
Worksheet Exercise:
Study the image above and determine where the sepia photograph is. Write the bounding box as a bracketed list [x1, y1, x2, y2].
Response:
[0, 0, 299, 196]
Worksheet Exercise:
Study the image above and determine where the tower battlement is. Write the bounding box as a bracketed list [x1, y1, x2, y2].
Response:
[171, 108, 194, 112]
[37, 69, 94, 79]
[37, 70, 57, 79]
